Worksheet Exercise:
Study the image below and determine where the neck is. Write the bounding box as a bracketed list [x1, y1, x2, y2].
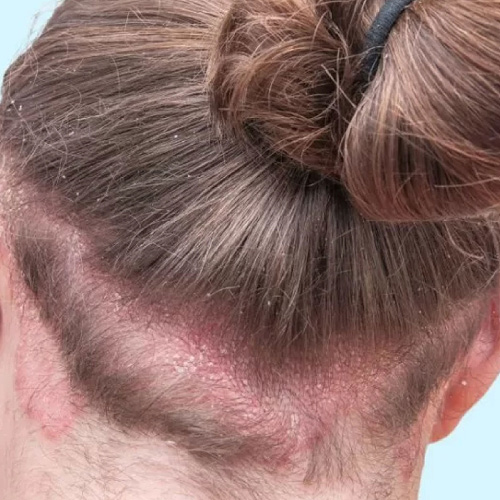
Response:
[1, 408, 424, 500]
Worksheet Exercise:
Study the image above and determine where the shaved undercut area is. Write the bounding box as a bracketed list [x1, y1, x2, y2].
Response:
[5, 186, 482, 495]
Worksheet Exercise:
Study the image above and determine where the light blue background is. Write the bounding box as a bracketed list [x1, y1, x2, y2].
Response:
[1, 2, 499, 499]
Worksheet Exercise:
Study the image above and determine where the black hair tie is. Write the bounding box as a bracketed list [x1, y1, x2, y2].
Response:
[360, 0, 416, 87]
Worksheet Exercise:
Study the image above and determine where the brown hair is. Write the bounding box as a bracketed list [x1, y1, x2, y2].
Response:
[1, 0, 500, 488]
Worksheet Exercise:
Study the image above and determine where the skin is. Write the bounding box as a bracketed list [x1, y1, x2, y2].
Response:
[0, 242, 499, 500]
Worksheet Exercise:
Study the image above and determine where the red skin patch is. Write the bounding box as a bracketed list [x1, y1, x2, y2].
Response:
[112, 311, 366, 464]
[15, 308, 82, 441]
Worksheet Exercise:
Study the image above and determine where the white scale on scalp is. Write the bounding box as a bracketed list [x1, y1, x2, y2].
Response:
[4, 203, 379, 463]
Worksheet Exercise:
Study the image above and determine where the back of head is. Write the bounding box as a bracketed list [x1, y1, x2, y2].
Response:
[1, 0, 500, 497]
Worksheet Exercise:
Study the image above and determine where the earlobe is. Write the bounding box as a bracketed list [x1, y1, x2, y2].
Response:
[431, 299, 500, 443]
[430, 376, 476, 442]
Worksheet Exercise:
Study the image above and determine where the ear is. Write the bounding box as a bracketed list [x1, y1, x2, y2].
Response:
[430, 298, 500, 443]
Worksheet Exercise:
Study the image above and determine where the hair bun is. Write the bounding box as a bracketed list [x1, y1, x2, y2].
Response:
[208, 0, 358, 176]
[210, 0, 500, 223]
